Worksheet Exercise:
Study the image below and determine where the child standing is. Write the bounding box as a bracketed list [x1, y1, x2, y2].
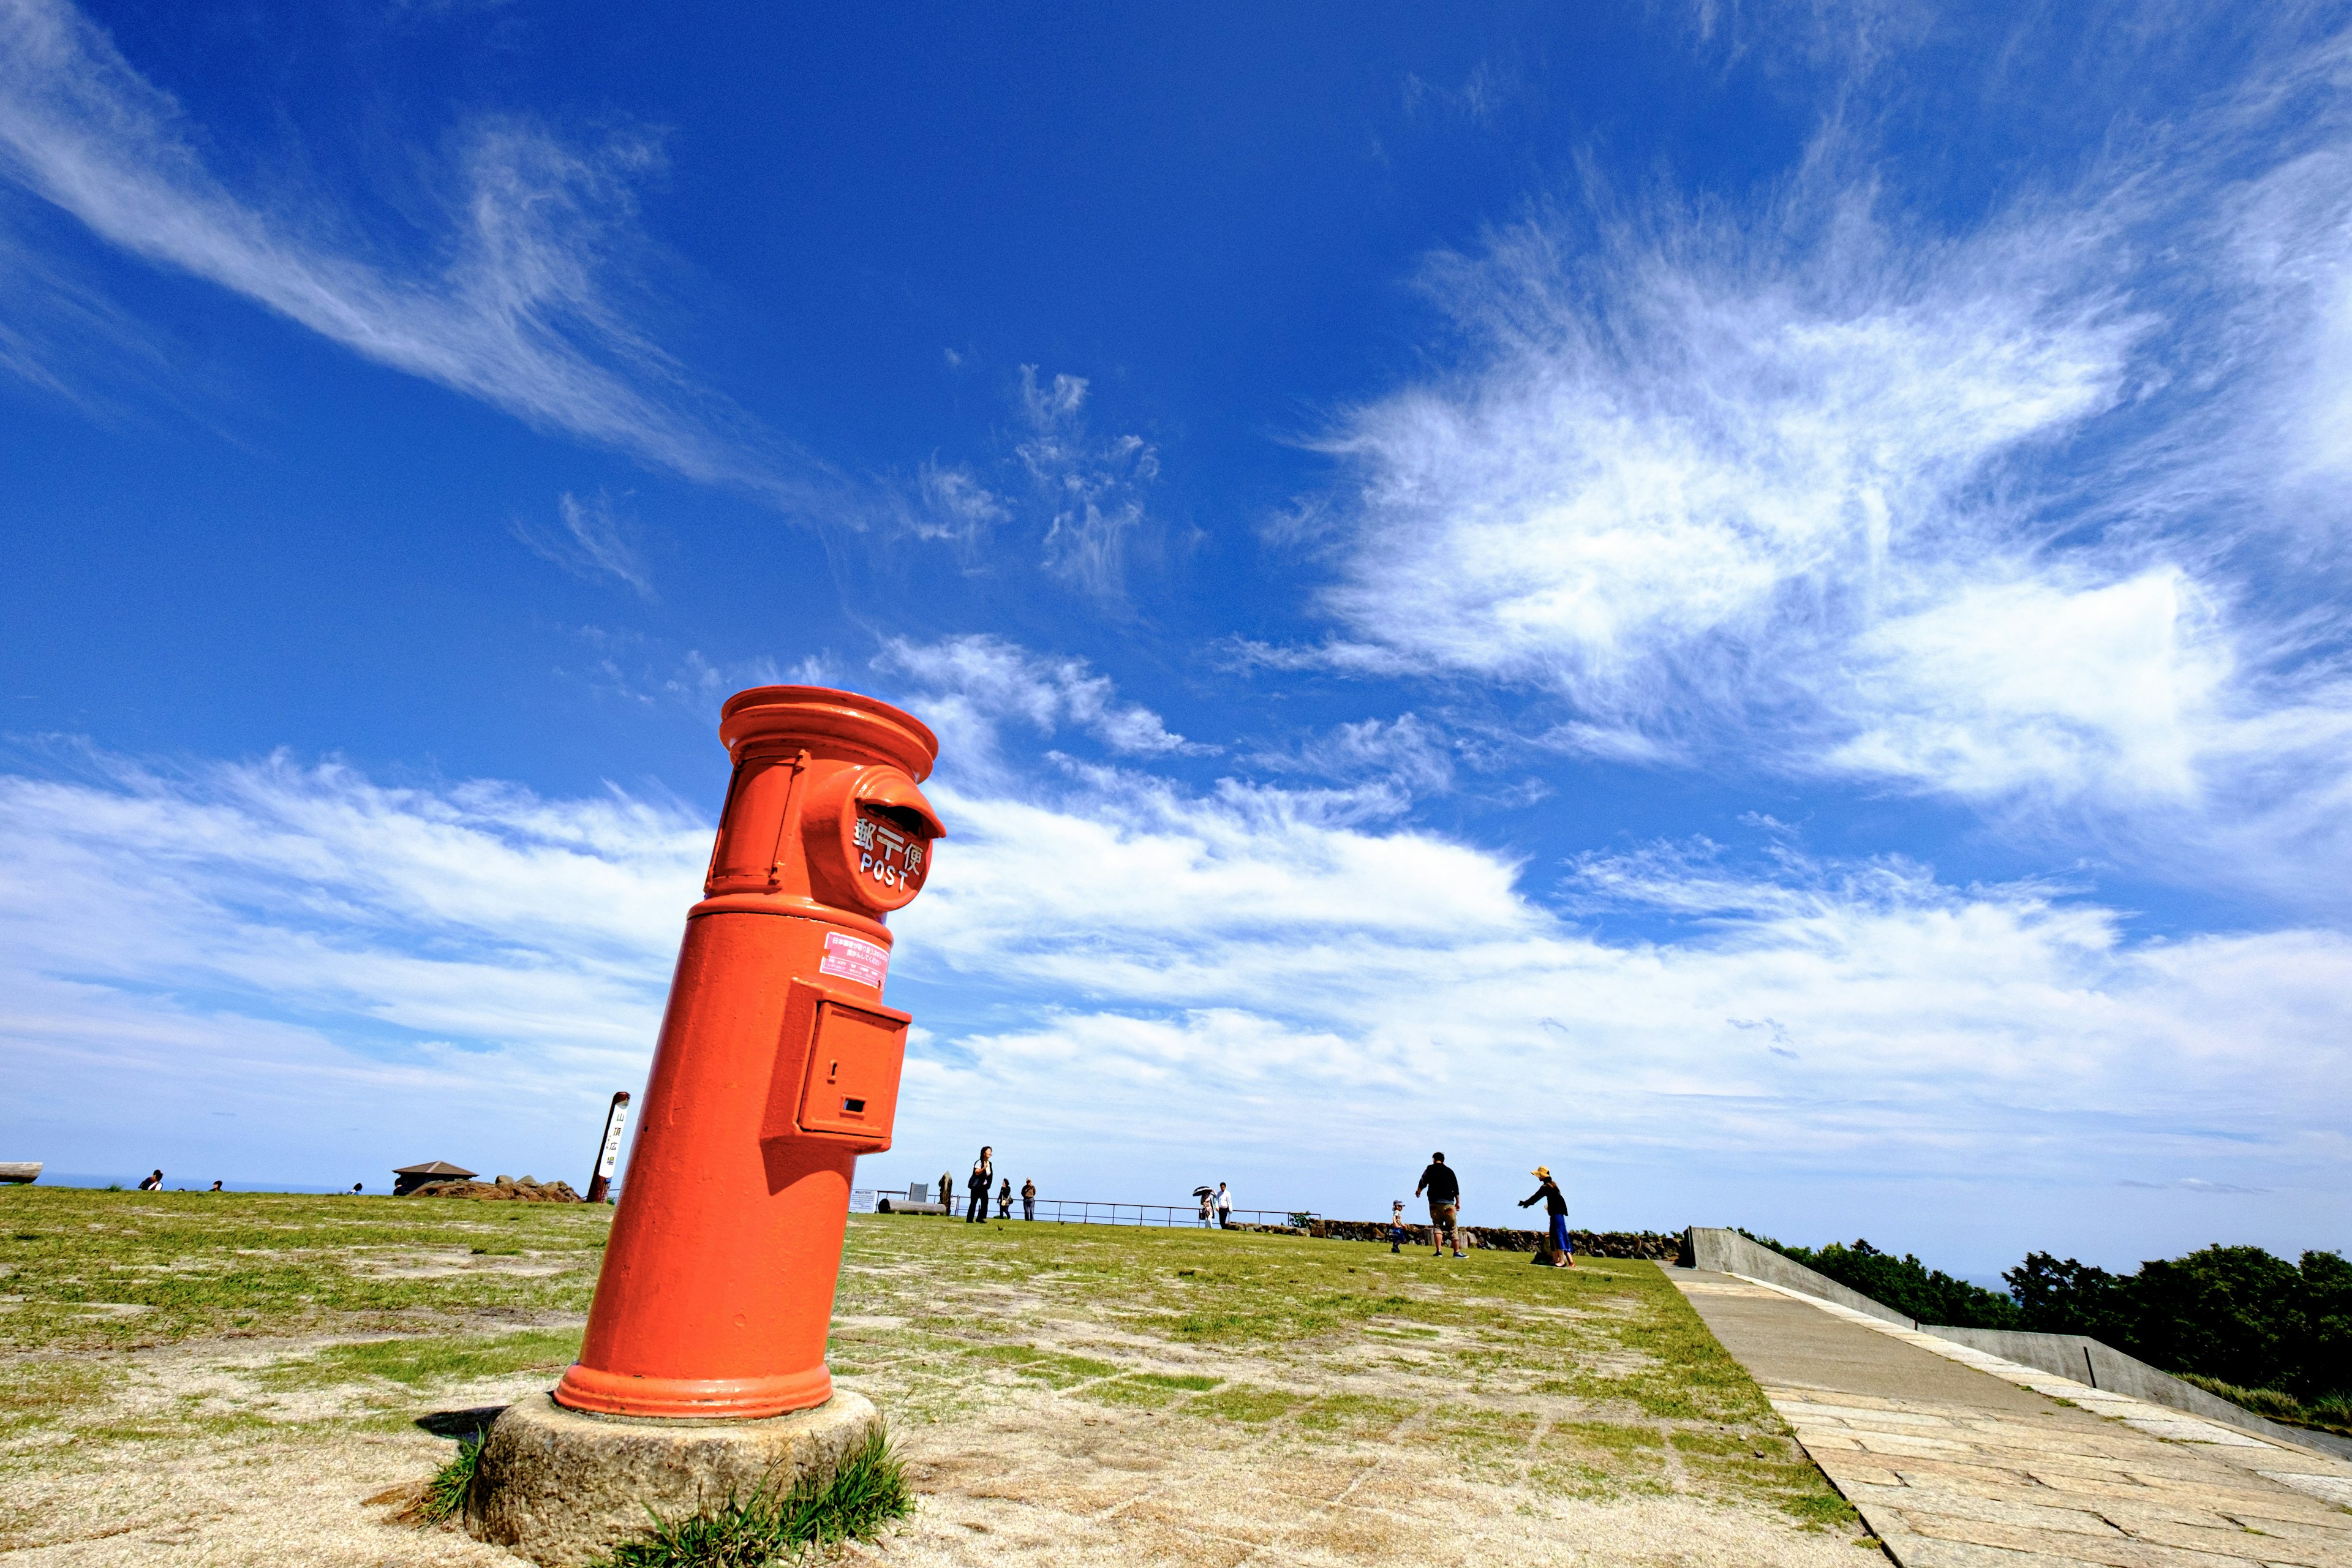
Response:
[1387, 1200, 1407, 1254]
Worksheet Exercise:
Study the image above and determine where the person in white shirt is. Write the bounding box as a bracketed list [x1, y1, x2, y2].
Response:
[1214, 1181, 1234, 1229]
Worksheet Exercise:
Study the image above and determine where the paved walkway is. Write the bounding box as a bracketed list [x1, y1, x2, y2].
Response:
[1667, 1266, 2352, 1567]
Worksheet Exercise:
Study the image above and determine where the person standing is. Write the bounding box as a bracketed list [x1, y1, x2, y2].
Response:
[1387, 1200, 1408, 1254]
[996, 1177, 1013, 1219]
[1415, 1152, 1466, 1259]
[1020, 1178, 1037, 1221]
[966, 1147, 993, 1224]
[1214, 1181, 1234, 1229]
[1517, 1166, 1574, 1268]
[1193, 1186, 1215, 1226]
[938, 1169, 954, 1218]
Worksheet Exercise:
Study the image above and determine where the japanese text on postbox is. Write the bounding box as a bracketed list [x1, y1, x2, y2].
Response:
[853, 810, 926, 892]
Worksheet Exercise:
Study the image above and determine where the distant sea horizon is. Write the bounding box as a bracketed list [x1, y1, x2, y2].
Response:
[21, 1172, 625, 1201]
[31, 1172, 385, 1194]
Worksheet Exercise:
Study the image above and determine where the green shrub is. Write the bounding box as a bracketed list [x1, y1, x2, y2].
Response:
[2176, 1372, 2352, 1436]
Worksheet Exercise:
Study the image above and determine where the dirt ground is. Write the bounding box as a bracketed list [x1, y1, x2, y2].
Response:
[0, 1191, 1877, 1566]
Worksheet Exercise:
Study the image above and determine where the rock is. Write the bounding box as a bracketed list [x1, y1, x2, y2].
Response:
[467, 1390, 881, 1567]
[405, 1179, 584, 1203]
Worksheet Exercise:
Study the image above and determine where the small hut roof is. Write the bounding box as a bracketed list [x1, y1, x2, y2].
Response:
[392, 1160, 478, 1177]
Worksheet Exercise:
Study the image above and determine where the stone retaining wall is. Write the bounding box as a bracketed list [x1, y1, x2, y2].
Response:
[1307, 1220, 1680, 1257]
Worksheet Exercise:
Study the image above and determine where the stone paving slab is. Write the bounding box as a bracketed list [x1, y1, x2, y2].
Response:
[1665, 1267, 2352, 1567]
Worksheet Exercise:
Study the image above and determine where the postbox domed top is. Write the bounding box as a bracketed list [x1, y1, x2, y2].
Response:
[718, 686, 939, 781]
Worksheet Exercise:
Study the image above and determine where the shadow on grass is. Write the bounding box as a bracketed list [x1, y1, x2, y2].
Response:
[415, 1404, 507, 1439]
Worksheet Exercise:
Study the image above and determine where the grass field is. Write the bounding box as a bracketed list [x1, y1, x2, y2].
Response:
[0, 1187, 1866, 1566]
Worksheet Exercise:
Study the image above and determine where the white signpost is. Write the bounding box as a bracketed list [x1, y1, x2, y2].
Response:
[584, 1091, 631, 1204]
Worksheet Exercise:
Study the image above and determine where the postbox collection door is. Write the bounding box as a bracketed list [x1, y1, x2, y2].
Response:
[760, 978, 910, 1151]
[797, 999, 908, 1142]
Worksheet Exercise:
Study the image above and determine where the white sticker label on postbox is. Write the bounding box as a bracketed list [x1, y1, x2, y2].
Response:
[818, 932, 889, 989]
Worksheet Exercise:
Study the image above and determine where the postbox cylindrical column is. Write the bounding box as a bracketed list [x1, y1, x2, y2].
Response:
[554, 686, 941, 1420]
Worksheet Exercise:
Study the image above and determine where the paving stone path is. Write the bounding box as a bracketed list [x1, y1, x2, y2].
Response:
[1667, 1265, 2352, 1567]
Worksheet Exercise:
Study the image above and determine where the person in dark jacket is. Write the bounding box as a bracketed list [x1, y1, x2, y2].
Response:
[1518, 1166, 1573, 1268]
[1414, 1153, 1465, 1258]
[966, 1147, 993, 1223]
[996, 1177, 1013, 1219]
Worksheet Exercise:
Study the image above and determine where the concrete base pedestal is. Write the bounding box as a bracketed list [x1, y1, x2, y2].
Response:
[465, 1390, 881, 1567]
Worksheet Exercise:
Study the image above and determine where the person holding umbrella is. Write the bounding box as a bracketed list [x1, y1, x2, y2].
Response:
[1518, 1166, 1573, 1267]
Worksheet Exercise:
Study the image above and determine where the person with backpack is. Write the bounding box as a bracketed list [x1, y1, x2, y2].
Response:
[965, 1147, 993, 1224]
[1518, 1166, 1574, 1268]
[938, 1169, 954, 1218]
[996, 1177, 1013, 1219]
[1415, 1152, 1466, 1258]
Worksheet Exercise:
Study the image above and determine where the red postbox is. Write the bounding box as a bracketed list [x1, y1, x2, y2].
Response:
[555, 685, 941, 1420]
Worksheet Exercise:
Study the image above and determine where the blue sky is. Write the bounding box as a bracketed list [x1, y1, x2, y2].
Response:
[4, 1, 2350, 1275]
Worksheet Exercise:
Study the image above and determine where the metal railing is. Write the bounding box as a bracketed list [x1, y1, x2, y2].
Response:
[852, 1190, 1316, 1229]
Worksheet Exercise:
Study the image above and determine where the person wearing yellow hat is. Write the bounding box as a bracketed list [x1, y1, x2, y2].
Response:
[1517, 1166, 1572, 1268]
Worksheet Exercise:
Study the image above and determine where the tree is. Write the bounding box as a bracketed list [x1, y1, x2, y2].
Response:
[2128, 1245, 2302, 1393]
[2004, 1252, 2126, 1340]
[2293, 1250, 2351, 1403]
[1776, 1238, 2019, 1330]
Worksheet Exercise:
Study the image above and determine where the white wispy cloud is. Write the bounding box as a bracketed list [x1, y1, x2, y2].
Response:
[1269, 18, 2352, 905]
[906, 459, 1012, 545]
[0, 0, 801, 494]
[872, 633, 1213, 773]
[0, 748, 706, 1180]
[512, 490, 655, 598]
[1014, 366, 1161, 598]
[1303, 193, 2148, 745]
[1246, 712, 1458, 797]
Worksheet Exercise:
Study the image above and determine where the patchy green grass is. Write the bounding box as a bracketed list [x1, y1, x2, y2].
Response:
[0, 1186, 610, 1351]
[588, 1430, 911, 1566]
[830, 1215, 1849, 1525]
[0, 1358, 108, 1437]
[255, 1327, 583, 1391]
[2, 1189, 1854, 1542]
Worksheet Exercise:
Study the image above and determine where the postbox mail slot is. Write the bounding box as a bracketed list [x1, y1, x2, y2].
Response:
[794, 998, 908, 1144]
